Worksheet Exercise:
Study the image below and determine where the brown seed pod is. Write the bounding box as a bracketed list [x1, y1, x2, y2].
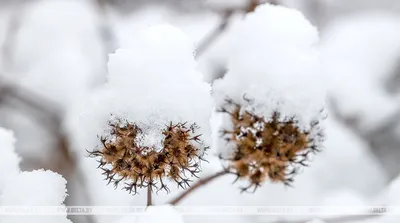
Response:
[87, 117, 208, 195]
[219, 97, 324, 193]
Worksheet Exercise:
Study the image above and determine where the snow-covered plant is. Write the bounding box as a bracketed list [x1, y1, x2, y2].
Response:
[88, 118, 207, 194]
[212, 4, 325, 192]
[83, 24, 213, 204]
[85, 3, 326, 207]
[218, 98, 323, 192]
[0, 127, 70, 223]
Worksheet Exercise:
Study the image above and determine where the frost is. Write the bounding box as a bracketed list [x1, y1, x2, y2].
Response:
[213, 3, 324, 129]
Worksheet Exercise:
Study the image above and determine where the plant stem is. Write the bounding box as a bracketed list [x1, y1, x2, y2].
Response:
[147, 186, 152, 206]
[169, 170, 229, 205]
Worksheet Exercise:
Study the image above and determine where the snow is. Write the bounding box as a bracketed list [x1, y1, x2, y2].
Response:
[1, 2, 398, 223]
[0, 127, 70, 223]
[111, 5, 219, 49]
[66, 24, 213, 223]
[386, 173, 400, 205]
[116, 205, 185, 223]
[212, 3, 325, 130]
[212, 3, 325, 161]
[70, 23, 213, 154]
[0, 127, 20, 191]
[306, 219, 325, 223]
[0, 170, 67, 205]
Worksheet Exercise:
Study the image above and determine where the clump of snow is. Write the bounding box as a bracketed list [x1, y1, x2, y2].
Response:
[0, 170, 71, 223]
[66, 25, 213, 223]
[116, 205, 185, 223]
[212, 3, 325, 159]
[0, 170, 67, 205]
[0, 127, 70, 223]
[70, 24, 213, 154]
[213, 3, 324, 129]
[0, 128, 20, 191]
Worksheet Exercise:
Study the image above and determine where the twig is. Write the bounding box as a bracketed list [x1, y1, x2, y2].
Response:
[169, 169, 229, 205]
[94, 0, 117, 54]
[195, 10, 233, 59]
[0, 76, 62, 134]
[195, 0, 273, 59]
[328, 98, 400, 148]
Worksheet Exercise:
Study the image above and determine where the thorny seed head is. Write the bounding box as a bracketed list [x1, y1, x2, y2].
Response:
[87, 117, 208, 195]
[219, 97, 324, 193]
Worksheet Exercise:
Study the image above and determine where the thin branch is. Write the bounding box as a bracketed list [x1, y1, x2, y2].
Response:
[195, 10, 233, 59]
[169, 169, 229, 205]
[328, 97, 400, 148]
[195, 0, 276, 59]
[0, 76, 62, 134]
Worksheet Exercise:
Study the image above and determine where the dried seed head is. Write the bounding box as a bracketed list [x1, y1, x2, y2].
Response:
[219, 97, 324, 193]
[87, 117, 208, 195]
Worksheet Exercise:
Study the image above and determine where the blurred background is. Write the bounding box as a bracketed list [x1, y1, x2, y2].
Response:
[1, 0, 400, 223]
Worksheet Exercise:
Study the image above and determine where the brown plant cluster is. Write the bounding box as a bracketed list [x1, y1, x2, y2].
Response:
[219, 97, 324, 193]
[87, 118, 208, 195]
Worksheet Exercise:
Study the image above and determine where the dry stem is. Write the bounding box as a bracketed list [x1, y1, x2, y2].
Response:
[147, 186, 152, 206]
[169, 169, 229, 205]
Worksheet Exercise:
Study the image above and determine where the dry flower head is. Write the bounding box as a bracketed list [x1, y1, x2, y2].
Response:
[87, 117, 208, 195]
[219, 96, 324, 193]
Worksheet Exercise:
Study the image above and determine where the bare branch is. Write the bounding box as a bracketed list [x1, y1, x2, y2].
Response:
[195, 10, 233, 59]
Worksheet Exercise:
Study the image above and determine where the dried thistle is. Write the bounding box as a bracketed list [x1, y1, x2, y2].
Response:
[87, 117, 208, 195]
[219, 97, 324, 193]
